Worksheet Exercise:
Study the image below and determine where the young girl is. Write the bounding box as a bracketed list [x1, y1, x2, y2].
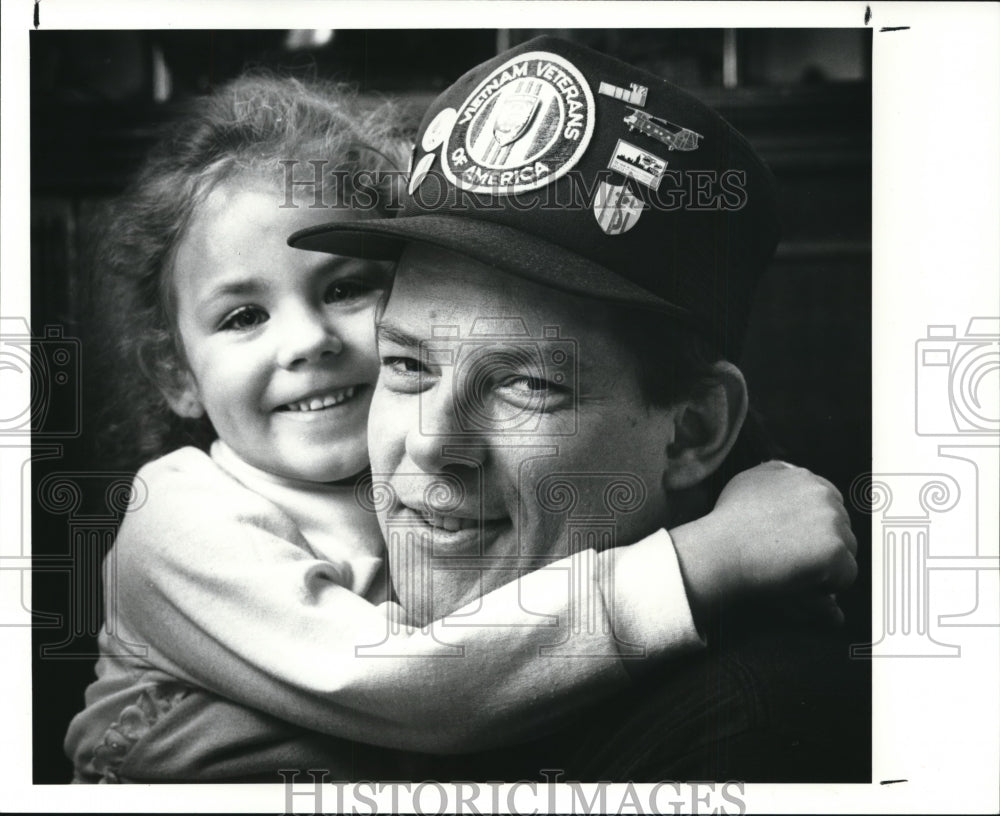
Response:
[64, 74, 856, 783]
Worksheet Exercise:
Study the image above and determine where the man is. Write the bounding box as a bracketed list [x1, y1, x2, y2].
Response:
[290, 34, 869, 781]
[75, 36, 864, 784]
[291, 32, 824, 623]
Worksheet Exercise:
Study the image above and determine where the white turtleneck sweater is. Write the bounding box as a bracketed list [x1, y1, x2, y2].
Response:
[65, 442, 699, 782]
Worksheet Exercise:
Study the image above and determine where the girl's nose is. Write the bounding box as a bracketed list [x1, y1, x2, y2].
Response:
[275, 311, 344, 369]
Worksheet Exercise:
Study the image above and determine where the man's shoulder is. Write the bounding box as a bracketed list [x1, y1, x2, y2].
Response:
[588, 618, 871, 782]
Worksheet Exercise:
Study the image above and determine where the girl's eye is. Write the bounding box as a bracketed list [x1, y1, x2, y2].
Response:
[324, 280, 372, 303]
[219, 306, 268, 331]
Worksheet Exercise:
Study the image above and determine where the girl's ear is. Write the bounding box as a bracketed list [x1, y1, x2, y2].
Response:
[661, 361, 748, 490]
[162, 371, 205, 419]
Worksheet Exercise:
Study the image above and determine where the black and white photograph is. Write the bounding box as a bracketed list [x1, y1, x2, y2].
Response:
[2, 2, 997, 813]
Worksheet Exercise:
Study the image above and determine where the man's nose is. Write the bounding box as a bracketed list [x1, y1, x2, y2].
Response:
[275, 307, 343, 369]
[404, 384, 488, 471]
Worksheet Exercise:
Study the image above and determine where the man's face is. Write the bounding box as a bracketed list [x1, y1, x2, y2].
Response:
[369, 244, 677, 621]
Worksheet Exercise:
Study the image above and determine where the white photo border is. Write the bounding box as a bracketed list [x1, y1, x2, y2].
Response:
[2, 1, 998, 813]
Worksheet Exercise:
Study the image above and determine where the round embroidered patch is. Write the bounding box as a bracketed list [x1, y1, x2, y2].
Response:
[442, 51, 595, 195]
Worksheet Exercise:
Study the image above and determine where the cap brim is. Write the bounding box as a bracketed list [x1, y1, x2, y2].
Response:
[289, 215, 692, 320]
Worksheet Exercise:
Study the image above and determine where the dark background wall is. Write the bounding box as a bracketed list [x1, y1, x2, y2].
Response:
[30, 28, 872, 782]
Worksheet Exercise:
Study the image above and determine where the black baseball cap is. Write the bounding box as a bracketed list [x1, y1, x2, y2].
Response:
[290, 35, 780, 355]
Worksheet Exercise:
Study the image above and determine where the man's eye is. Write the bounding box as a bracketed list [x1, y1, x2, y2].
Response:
[380, 356, 431, 394]
[495, 374, 572, 413]
[324, 280, 372, 303]
[382, 356, 425, 376]
[500, 375, 551, 394]
[219, 306, 268, 331]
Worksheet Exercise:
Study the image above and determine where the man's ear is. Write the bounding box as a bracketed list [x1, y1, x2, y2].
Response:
[661, 361, 748, 490]
[162, 370, 205, 419]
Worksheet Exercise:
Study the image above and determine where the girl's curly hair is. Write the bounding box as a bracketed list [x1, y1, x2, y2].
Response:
[92, 73, 410, 471]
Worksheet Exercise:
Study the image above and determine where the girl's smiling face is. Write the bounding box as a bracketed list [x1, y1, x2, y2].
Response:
[168, 177, 391, 482]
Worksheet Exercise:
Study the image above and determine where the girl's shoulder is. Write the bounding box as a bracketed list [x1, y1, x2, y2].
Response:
[135, 445, 246, 498]
[132, 446, 239, 508]
[125, 446, 302, 542]
[136, 445, 216, 479]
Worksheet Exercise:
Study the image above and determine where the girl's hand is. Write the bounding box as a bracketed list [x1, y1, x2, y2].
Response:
[672, 461, 858, 622]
